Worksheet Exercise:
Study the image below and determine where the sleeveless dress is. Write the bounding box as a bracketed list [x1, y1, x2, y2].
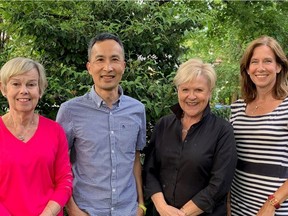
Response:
[230, 97, 288, 215]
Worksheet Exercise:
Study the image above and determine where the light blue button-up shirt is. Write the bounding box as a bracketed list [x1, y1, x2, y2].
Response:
[56, 86, 146, 216]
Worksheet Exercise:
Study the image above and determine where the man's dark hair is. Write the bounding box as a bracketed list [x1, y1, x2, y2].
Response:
[87, 32, 125, 60]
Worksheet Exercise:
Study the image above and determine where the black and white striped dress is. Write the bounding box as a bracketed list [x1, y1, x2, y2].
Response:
[230, 98, 288, 215]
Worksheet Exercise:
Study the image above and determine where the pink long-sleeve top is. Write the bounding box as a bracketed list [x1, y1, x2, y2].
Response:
[0, 115, 73, 216]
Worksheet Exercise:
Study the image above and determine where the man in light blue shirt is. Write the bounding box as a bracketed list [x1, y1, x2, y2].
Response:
[56, 33, 146, 216]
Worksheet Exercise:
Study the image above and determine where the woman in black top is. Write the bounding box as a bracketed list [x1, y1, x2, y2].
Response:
[144, 58, 237, 216]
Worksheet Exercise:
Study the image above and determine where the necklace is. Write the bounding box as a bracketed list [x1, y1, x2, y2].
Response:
[253, 105, 259, 113]
[9, 113, 35, 141]
[18, 135, 25, 141]
[250, 101, 261, 115]
[252, 103, 263, 115]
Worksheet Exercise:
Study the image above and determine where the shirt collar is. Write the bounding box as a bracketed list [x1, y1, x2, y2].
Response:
[89, 85, 124, 108]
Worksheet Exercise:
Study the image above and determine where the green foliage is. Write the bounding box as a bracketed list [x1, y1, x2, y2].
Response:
[0, 0, 199, 121]
[39, 64, 92, 119]
[1, 0, 288, 125]
[211, 106, 231, 121]
[213, 63, 240, 104]
[122, 59, 177, 122]
[121, 58, 177, 139]
[182, 0, 288, 107]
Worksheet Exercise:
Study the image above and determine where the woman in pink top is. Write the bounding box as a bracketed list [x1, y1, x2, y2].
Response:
[0, 57, 73, 216]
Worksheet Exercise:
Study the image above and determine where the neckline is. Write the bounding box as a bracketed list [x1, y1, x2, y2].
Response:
[0, 115, 40, 143]
[243, 97, 286, 117]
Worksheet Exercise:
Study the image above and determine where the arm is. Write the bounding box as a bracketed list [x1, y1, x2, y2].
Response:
[143, 124, 163, 199]
[226, 191, 232, 216]
[134, 104, 147, 215]
[39, 201, 61, 216]
[145, 148, 185, 216]
[180, 200, 203, 216]
[48, 125, 73, 211]
[257, 180, 288, 216]
[143, 122, 185, 216]
[188, 122, 237, 214]
[134, 151, 145, 216]
[56, 103, 75, 149]
[57, 105, 87, 215]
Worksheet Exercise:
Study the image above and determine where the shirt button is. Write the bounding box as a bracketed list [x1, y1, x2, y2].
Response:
[112, 169, 115, 173]
[111, 131, 114, 134]
[112, 188, 116, 192]
[111, 207, 114, 211]
[112, 150, 115, 154]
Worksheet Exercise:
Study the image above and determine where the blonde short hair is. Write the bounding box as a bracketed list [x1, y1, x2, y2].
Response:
[0, 57, 48, 97]
[173, 58, 216, 90]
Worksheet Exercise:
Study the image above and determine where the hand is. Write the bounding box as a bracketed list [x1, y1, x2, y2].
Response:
[39, 211, 53, 216]
[39, 201, 61, 216]
[226, 199, 231, 216]
[137, 206, 145, 216]
[152, 192, 186, 216]
[257, 201, 275, 216]
[65, 197, 89, 216]
[157, 204, 186, 216]
[180, 200, 203, 216]
[66, 206, 89, 216]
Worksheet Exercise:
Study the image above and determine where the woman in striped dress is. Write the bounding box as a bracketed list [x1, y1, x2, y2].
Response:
[230, 35, 288, 215]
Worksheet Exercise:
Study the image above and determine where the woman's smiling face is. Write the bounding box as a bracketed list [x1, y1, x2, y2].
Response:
[4, 68, 40, 113]
[248, 45, 281, 90]
[177, 75, 211, 120]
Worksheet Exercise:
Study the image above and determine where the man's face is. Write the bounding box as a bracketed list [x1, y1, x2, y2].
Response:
[86, 39, 126, 93]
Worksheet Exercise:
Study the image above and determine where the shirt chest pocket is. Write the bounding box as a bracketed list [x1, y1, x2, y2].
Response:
[116, 122, 139, 153]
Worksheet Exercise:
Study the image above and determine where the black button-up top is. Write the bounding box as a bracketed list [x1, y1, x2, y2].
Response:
[144, 104, 237, 215]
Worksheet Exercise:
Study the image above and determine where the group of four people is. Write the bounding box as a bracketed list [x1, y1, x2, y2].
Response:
[0, 32, 287, 216]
